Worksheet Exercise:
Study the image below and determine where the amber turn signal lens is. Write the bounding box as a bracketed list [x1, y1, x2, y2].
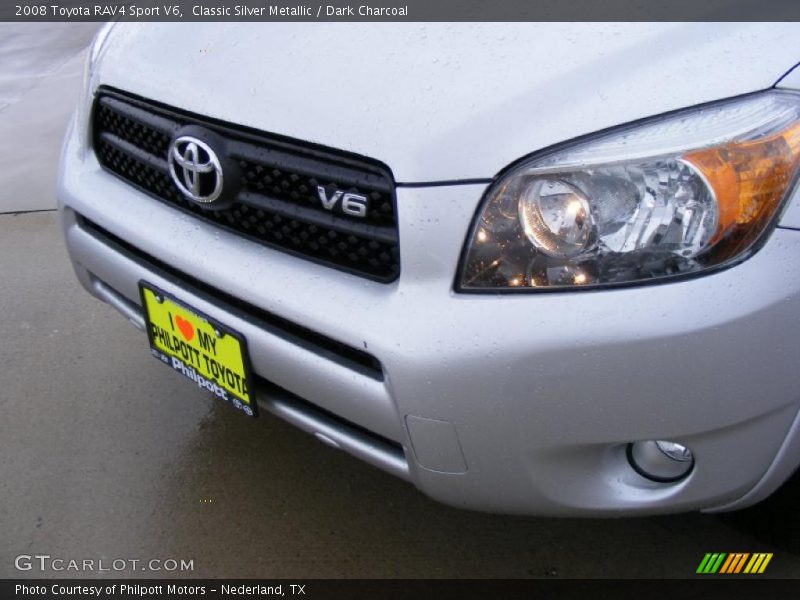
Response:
[684, 120, 800, 247]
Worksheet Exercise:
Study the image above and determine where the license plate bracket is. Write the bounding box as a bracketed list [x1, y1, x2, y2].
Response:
[139, 281, 257, 417]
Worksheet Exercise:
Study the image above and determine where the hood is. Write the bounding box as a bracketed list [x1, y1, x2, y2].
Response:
[95, 23, 800, 182]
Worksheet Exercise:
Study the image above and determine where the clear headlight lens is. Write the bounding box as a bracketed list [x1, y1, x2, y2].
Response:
[82, 22, 116, 96]
[459, 91, 800, 290]
[77, 23, 117, 152]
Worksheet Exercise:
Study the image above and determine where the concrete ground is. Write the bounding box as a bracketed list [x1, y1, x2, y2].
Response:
[0, 23, 798, 580]
[0, 23, 98, 214]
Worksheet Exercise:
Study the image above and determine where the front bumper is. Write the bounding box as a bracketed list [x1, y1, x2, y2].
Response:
[59, 116, 800, 516]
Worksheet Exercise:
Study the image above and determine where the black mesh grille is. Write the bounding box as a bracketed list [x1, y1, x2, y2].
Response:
[92, 88, 400, 282]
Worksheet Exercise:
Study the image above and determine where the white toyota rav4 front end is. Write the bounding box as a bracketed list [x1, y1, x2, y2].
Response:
[59, 23, 800, 536]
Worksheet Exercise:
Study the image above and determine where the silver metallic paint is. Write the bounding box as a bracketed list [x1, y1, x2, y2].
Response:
[59, 113, 800, 513]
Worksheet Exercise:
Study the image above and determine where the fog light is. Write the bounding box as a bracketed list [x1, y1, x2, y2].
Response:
[627, 440, 694, 483]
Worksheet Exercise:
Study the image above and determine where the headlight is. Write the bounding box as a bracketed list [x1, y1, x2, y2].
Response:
[458, 90, 800, 291]
[87, 22, 117, 77]
[77, 23, 117, 153]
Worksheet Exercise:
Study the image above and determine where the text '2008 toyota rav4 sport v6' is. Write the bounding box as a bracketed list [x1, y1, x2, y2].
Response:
[59, 23, 800, 546]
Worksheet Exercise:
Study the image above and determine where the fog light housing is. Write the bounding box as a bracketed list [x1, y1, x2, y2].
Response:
[627, 440, 694, 483]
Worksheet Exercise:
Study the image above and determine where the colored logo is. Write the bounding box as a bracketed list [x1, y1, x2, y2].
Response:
[696, 552, 773, 574]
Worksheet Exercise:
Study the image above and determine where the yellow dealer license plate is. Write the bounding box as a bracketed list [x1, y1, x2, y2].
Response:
[139, 282, 256, 417]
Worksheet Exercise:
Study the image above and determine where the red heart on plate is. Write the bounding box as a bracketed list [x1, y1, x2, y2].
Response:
[175, 315, 194, 342]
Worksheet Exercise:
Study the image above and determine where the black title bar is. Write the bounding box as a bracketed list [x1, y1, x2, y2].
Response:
[4, 0, 800, 22]
[4, 579, 800, 600]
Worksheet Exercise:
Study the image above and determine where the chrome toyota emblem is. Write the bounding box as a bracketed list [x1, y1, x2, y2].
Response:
[168, 136, 223, 203]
